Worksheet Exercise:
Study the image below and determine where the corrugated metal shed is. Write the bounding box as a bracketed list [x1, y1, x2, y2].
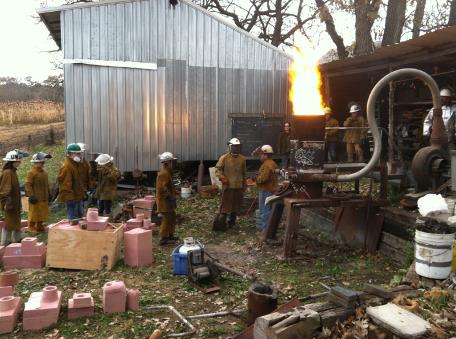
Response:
[38, 0, 292, 171]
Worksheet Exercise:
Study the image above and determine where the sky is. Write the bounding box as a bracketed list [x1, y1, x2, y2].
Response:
[0, 0, 357, 83]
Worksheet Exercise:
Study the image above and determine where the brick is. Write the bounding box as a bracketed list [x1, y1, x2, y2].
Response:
[86, 217, 109, 231]
[103, 281, 127, 314]
[0, 272, 18, 287]
[126, 289, 140, 312]
[0, 287, 14, 298]
[86, 208, 99, 222]
[0, 296, 21, 334]
[124, 228, 153, 267]
[23, 286, 62, 331]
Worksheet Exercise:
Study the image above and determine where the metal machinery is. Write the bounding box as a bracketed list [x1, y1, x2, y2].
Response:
[266, 68, 447, 258]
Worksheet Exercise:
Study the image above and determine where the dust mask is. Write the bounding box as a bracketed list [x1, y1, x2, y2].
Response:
[73, 156, 81, 163]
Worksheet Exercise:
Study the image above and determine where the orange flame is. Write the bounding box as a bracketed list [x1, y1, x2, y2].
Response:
[289, 35, 324, 115]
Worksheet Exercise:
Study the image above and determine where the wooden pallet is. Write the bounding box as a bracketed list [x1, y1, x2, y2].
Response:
[46, 221, 123, 270]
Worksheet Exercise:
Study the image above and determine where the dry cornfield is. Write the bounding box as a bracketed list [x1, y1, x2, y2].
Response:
[0, 100, 64, 125]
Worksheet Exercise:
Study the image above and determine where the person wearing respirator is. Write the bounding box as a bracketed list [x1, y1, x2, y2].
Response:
[57, 143, 85, 220]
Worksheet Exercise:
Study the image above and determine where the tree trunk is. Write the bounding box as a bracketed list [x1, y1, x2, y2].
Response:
[382, 0, 407, 46]
[315, 0, 348, 59]
[354, 0, 380, 55]
[412, 0, 426, 38]
[449, 0, 456, 26]
[271, 0, 284, 47]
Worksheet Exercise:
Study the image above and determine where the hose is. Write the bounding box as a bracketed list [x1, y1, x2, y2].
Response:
[336, 68, 441, 181]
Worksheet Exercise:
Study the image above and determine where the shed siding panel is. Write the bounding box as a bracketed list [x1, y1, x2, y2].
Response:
[61, 0, 291, 172]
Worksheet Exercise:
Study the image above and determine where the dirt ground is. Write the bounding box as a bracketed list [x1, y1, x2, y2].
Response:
[5, 188, 406, 339]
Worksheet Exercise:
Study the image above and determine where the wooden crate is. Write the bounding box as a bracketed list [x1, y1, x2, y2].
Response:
[46, 221, 123, 270]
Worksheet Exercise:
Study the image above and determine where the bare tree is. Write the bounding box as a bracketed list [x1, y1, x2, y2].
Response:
[412, 0, 426, 38]
[353, 0, 381, 55]
[449, 0, 456, 26]
[192, 0, 321, 47]
[381, 0, 406, 46]
[315, 0, 348, 58]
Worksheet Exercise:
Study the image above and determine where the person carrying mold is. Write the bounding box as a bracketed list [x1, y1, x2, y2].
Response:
[0, 150, 24, 245]
[58, 143, 85, 220]
[95, 153, 121, 216]
[213, 138, 247, 231]
[156, 152, 179, 246]
[25, 152, 52, 234]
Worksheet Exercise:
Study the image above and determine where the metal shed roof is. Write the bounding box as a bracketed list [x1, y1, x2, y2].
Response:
[320, 26, 456, 77]
[37, 0, 291, 57]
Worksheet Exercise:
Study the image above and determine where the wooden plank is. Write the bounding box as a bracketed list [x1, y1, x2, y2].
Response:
[282, 204, 300, 258]
[46, 223, 123, 270]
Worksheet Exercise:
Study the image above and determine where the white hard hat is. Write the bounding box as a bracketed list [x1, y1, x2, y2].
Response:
[77, 143, 89, 152]
[31, 152, 52, 163]
[261, 145, 274, 154]
[159, 152, 177, 162]
[440, 88, 453, 97]
[350, 104, 361, 113]
[228, 138, 241, 145]
[3, 150, 23, 162]
[95, 153, 114, 166]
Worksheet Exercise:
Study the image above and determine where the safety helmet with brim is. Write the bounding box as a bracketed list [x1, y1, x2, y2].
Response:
[95, 153, 114, 166]
[440, 88, 454, 97]
[66, 143, 82, 154]
[3, 150, 24, 162]
[159, 152, 177, 163]
[261, 145, 274, 154]
[31, 152, 52, 163]
[350, 104, 361, 113]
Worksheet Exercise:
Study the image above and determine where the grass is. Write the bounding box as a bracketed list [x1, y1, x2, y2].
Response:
[1, 141, 408, 338]
[0, 101, 63, 125]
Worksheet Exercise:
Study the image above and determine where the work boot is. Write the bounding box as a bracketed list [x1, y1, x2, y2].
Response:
[168, 235, 180, 242]
[159, 238, 169, 246]
[227, 213, 238, 229]
[212, 213, 227, 231]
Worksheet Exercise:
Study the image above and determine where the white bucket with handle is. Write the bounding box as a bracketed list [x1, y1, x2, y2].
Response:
[415, 230, 455, 279]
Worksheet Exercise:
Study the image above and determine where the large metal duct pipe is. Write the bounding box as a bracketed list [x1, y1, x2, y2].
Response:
[336, 68, 443, 182]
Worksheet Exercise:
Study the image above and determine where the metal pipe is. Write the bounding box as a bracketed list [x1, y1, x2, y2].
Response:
[187, 308, 245, 320]
[143, 305, 196, 338]
[336, 68, 441, 181]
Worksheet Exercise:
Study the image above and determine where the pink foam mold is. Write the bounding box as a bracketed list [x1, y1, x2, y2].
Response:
[0, 287, 13, 298]
[0, 272, 18, 287]
[102, 281, 127, 314]
[68, 292, 95, 320]
[126, 289, 140, 312]
[132, 195, 155, 210]
[23, 286, 62, 331]
[124, 228, 153, 267]
[2, 238, 46, 270]
[85, 209, 109, 231]
[0, 295, 21, 334]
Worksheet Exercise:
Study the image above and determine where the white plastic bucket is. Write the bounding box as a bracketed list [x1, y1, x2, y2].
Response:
[415, 230, 455, 279]
[181, 187, 192, 199]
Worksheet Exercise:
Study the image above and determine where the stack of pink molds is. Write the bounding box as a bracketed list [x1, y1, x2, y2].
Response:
[124, 213, 155, 232]
[3, 237, 46, 269]
[126, 289, 140, 311]
[86, 208, 109, 231]
[103, 281, 127, 314]
[132, 195, 155, 219]
[124, 228, 153, 267]
[0, 295, 21, 334]
[23, 286, 62, 331]
[68, 292, 95, 319]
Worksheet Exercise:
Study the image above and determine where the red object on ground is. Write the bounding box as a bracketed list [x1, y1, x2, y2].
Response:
[68, 292, 95, 320]
[124, 228, 153, 267]
[3, 238, 46, 270]
[0, 295, 21, 334]
[126, 289, 140, 312]
[0, 287, 13, 298]
[23, 286, 62, 331]
[102, 281, 127, 314]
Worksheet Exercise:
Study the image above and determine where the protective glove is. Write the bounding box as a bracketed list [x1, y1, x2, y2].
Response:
[219, 175, 229, 185]
[5, 197, 13, 211]
[28, 196, 38, 204]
